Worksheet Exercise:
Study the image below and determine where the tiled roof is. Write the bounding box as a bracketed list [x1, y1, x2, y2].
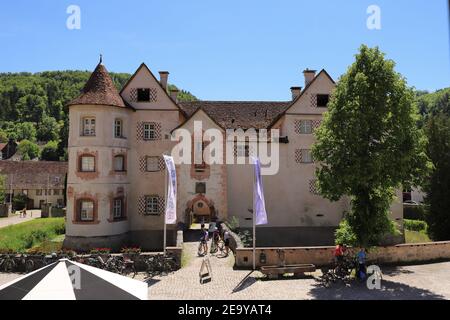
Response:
[178, 101, 292, 129]
[0, 161, 67, 189]
[67, 63, 127, 108]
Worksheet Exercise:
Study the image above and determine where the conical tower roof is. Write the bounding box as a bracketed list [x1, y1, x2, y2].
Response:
[68, 62, 126, 108]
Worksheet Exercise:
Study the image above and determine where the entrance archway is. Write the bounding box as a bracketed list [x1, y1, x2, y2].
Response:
[185, 195, 216, 226]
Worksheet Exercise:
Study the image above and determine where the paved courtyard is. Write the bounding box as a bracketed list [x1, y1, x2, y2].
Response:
[143, 231, 450, 300]
[1, 228, 449, 300]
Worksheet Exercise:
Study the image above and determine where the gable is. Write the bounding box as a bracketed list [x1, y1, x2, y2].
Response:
[175, 108, 224, 133]
[284, 70, 336, 115]
[120, 63, 179, 111]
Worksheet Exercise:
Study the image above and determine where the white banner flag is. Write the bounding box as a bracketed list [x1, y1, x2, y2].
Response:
[163, 155, 177, 224]
[251, 157, 268, 225]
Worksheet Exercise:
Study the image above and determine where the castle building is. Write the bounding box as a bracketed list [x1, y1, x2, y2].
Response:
[64, 61, 404, 251]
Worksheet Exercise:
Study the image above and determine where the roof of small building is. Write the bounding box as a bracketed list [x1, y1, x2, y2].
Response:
[178, 101, 292, 129]
[67, 63, 127, 108]
[0, 161, 67, 189]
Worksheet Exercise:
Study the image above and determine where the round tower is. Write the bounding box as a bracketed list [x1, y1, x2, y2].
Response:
[64, 59, 133, 251]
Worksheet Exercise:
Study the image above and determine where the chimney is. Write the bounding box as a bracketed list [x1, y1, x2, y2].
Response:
[303, 68, 316, 87]
[159, 71, 169, 91]
[290, 86, 302, 100]
[170, 89, 179, 102]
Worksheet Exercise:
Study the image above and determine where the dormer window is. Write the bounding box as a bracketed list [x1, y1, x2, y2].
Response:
[82, 117, 96, 136]
[137, 88, 151, 102]
[317, 94, 330, 108]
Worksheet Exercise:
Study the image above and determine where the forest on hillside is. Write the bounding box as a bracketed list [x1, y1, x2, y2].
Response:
[0, 71, 197, 161]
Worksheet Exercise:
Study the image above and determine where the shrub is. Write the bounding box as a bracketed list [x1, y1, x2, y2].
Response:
[404, 204, 426, 220]
[335, 218, 358, 246]
[227, 216, 240, 231]
[237, 230, 253, 247]
[90, 248, 111, 255]
[13, 193, 29, 210]
[404, 219, 428, 233]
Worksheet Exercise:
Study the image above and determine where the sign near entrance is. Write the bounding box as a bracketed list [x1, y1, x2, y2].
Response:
[163, 155, 177, 224]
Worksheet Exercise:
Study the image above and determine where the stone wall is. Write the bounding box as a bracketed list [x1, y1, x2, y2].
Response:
[235, 241, 450, 269]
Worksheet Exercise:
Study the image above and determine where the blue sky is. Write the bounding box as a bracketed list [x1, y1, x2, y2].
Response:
[0, 0, 449, 100]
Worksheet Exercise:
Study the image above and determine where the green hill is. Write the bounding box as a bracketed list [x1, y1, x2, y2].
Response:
[0, 70, 197, 160]
[416, 87, 450, 118]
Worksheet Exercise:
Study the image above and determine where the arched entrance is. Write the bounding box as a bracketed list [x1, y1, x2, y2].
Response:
[185, 195, 216, 226]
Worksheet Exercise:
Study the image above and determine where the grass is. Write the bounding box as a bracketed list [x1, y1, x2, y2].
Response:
[0, 218, 65, 253]
[181, 243, 191, 268]
[405, 230, 431, 243]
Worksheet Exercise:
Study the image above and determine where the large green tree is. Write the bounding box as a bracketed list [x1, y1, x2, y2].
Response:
[313, 45, 429, 246]
[18, 140, 40, 160]
[424, 94, 450, 240]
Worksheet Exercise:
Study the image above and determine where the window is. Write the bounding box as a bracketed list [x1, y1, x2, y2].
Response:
[146, 156, 160, 172]
[137, 88, 150, 102]
[236, 144, 250, 157]
[113, 198, 124, 219]
[143, 123, 156, 140]
[145, 196, 159, 215]
[297, 120, 313, 134]
[82, 117, 96, 136]
[53, 189, 60, 196]
[114, 119, 123, 138]
[80, 156, 95, 172]
[79, 200, 94, 221]
[114, 155, 125, 172]
[36, 189, 43, 196]
[317, 94, 329, 108]
[301, 149, 313, 163]
[196, 182, 206, 194]
[57, 199, 64, 207]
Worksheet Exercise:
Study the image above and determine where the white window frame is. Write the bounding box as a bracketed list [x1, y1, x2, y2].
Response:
[299, 120, 313, 134]
[82, 117, 96, 136]
[114, 119, 123, 138]
[143, 123, 156, 141]
[114, 155, 125, 172]
[113, 198, 123, 219]
[80, 156, 95, 172]
[80, 200, 94, 221]
[145, 196, 159, 215]
[301, 149, 313, 163]
[236, 144, 249, 157]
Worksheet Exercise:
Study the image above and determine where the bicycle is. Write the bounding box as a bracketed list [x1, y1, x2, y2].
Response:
[145, 253, 177, 278]
[0, 254, 16, 273]
[198, 240, 208, 257]
[319, 254, 357, 287]
[210, 239, 225, 255]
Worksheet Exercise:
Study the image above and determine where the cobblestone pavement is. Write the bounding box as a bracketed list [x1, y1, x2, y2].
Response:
[0, 211, 42, 229]
[1, 229, 450, 299]
[144, 230, 450, 300]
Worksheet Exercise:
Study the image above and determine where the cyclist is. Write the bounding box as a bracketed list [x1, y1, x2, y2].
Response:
[356, 247, 367, 280]
[334, 243, 345, 264]
[199, 225, 209, 255]
[223, 230, 230, 257]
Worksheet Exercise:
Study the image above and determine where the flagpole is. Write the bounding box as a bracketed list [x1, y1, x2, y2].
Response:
[163, 154, 168, 256]
[253, 164, 256, 271]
